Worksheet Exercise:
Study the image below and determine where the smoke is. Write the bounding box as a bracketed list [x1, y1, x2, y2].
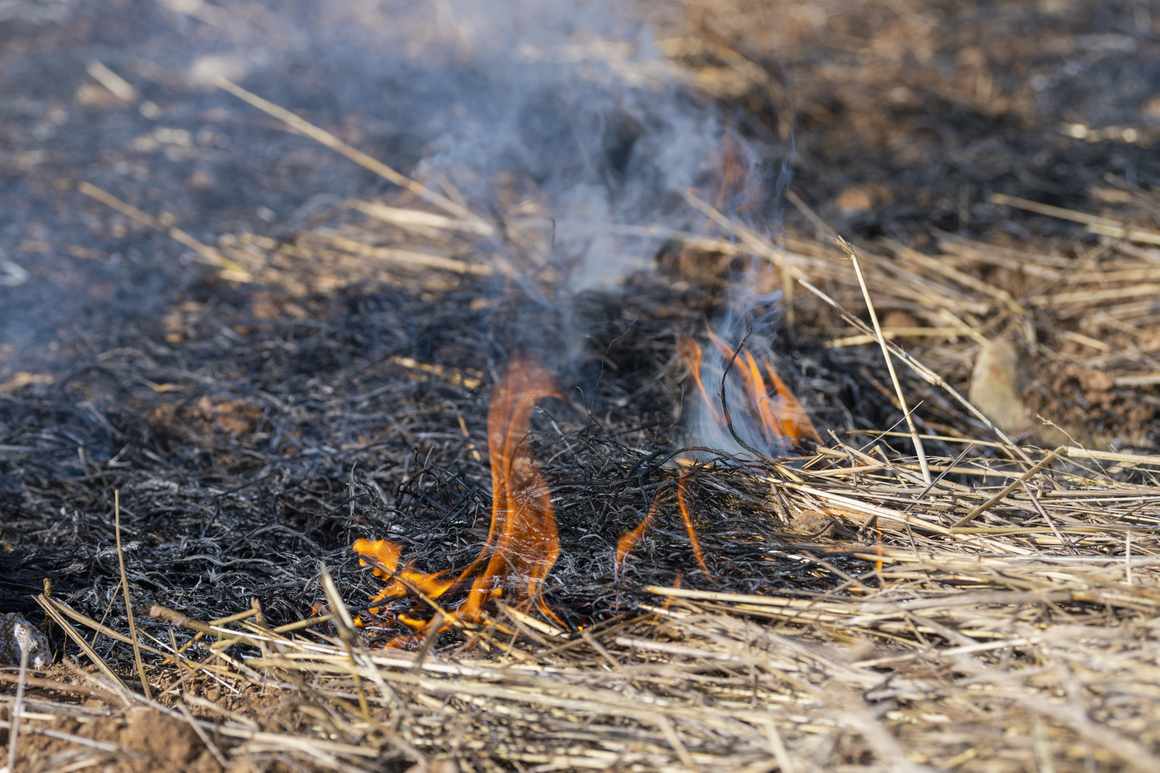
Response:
[392, 0, 730, 290]
[374, 0, 802, 410]
[686, 148, 800, 459]
[2, 0, 795, 440]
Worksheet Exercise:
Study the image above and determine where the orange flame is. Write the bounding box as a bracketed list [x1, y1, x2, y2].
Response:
[614, 335, 818, 580]
[616, 466, 710, 580]
[355, 357, 563, 639]
[615, 489, 663, 580]
[681, 333, 820, 451]
[676, 336, 720, 426]
[675, 467, 709, 574]
[461, 358, 562, 624]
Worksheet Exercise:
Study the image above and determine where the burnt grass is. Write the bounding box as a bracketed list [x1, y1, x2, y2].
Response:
[1, 271, 889, 655]
[2, 0, 1159, 665]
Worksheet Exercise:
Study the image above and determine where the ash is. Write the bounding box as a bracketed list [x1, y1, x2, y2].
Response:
[0, 612, 50, 670]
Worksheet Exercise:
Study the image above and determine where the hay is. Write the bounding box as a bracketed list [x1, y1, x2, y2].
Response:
[12, 442, 1160, 772]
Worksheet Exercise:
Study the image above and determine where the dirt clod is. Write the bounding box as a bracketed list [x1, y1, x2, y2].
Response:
[119, 710, 204, 769]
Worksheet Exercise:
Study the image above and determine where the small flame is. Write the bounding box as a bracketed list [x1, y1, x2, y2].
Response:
[616, 466, 709, 580]
[675, 467, 709, 573]
[679, 332, 820, 455]
[461, 357, 562, 624]
[355, 358, 563, 640]
[615, 487, 663, 580]
[614, 334, 818, 580]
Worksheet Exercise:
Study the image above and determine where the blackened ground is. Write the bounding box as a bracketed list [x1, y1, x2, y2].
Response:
[1, 267, 893, 657]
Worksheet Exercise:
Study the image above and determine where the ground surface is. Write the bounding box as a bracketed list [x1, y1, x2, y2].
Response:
[1, 1, 1159, 771]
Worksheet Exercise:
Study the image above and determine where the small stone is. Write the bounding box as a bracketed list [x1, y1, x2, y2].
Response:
[835, 186, 873, 214]
[120, 709, 203, 767]
[881, 310, 920, 332]
[0, 612, 51, 669]
[969, 338, 1031, 434]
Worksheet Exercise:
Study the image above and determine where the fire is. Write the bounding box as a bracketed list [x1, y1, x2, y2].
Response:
[355, 358, 563, 640]
[675, 466, 708, 573]
[680, 332, 820, 453]
[615, 486, 663, 580]
[616, 333, 818, 580]
[354, 340, 819, 631]
[461, 358, 562, 624]
[616, 466, 708, 579]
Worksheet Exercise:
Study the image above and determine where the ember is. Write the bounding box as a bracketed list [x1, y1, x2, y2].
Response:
[355, 358, 562, 639]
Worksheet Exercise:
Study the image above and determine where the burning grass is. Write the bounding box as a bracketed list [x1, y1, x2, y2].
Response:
[354, 357, 564, 640]
[5, 1, 1160, 771]
[8, 437, 1160, 772]
[6, 198, 1160, 768]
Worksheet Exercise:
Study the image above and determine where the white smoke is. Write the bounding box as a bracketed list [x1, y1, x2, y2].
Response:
[380, 0, 731, 289]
